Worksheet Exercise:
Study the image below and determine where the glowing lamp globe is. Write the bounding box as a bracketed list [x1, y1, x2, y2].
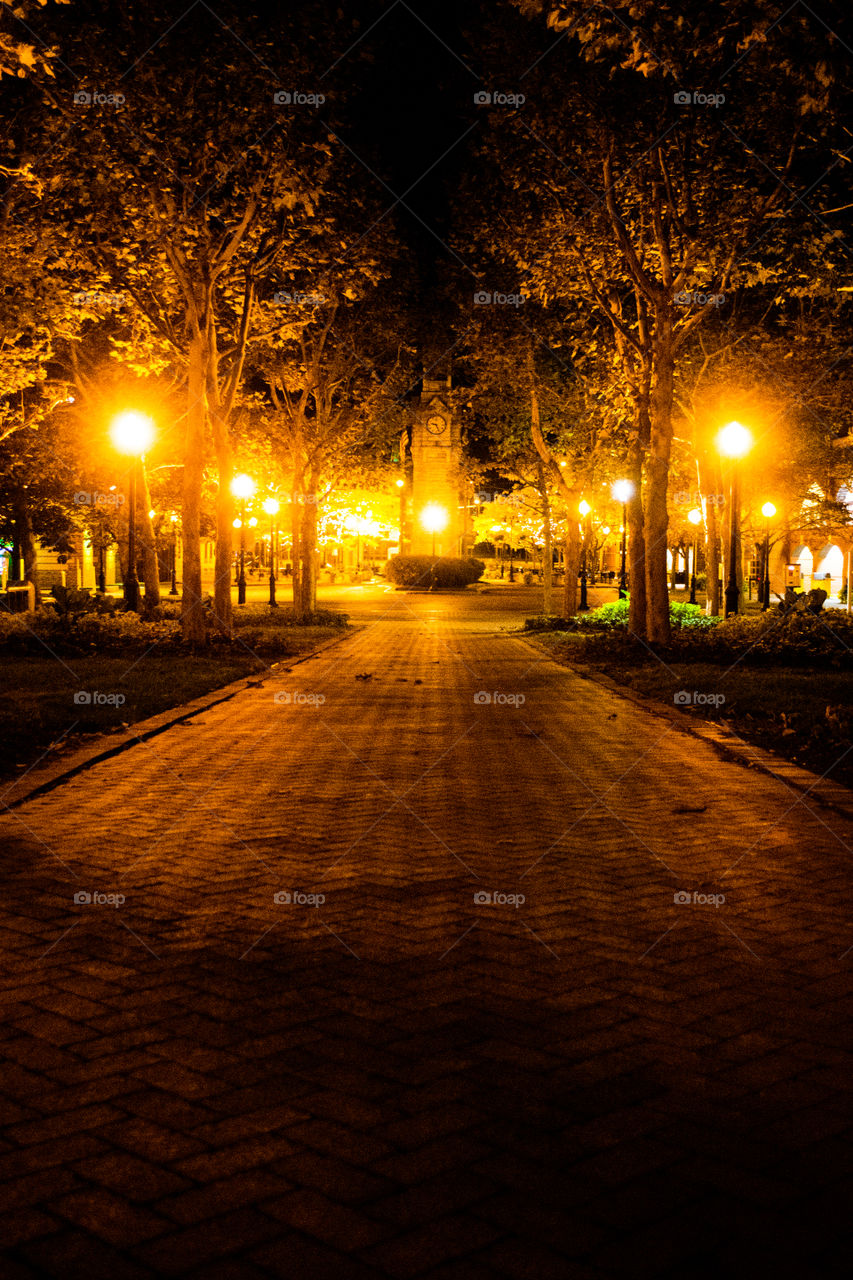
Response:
[263, 498, 280, 517]
[688, 508, 702, 526]
[612, 480, 634, 505]
[717, 421, 753, 458]
[421, 503, 448, 534]
[579, 500, 591, 518]
[110, 411, 155, 456]
[231, 473, 255, 500]
[762, 502, 777, 519]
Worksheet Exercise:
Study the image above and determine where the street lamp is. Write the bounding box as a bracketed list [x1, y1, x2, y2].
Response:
[579, 499, 591, 611]
[717, 421, 753, 618]
[687, 508, 702, 604]
[421, 503, 448, 559]
[169, 513, 179, 595]
[110, 411, 155, 612]
[263, 498, 280, 607]
[612, 480, 634, 599]
[761, 501, 776, 610]
[231, 473, 255, 605]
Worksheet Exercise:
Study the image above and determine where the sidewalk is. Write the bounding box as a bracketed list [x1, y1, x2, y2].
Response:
[1, 606, 853, 1276]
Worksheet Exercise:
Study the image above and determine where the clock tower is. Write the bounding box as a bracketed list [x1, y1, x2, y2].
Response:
[409, 375, 463, 556]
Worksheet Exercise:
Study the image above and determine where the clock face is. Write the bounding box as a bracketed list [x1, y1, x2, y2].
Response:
[426, 415, 447, 435]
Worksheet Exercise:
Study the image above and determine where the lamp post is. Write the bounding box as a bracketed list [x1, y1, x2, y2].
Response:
[687, 508, 702, 604]
[761, 501, 776, 610]
[396, 477, 405, 554]
[612, 480, 633, 599]
[579, 499, 591, 611]
[264, 498, 280, 607]
[169, 514, 179, 595]
[110, 411, 155, 612]
[717, 421, 753, 619]
[231, 473, 255, 605]
[421, 503, 448, 560]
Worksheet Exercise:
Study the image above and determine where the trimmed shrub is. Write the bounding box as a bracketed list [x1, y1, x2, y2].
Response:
[524, 597, 719, 633]
[553, 611, 853, 669]
[386, 556, 485, 588]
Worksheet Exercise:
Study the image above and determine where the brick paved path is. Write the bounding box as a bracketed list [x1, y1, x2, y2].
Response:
[3, 596, 853, 1277]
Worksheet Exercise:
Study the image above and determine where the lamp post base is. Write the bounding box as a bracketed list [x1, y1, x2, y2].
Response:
[579, 571, 589, 611]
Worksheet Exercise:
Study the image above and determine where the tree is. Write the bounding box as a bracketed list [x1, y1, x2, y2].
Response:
[469, 0, 851, 639]
[38, 0, 388, 641]
[252, 276, 413, 617]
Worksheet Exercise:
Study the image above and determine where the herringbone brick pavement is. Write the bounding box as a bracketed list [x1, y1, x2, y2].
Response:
[2, 596, 853, 1277]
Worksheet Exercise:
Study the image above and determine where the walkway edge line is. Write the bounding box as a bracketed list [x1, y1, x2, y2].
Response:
[518, 635, 853, 821]
[0, 630, 355, 812]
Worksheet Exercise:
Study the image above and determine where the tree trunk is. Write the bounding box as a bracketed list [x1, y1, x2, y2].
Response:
[645, 327, 674, 643]
[627, 443, 646, 638]
[211, 415, 234, 635]
[138, 466, 161, 616]
[181, 331, 207, 645]
[14, 495, 41, 606]
[697, 453, 721, 616]
[542, 484, 553, 615]
[300, 498, 318, 615]
[562, 514, 580, 619]
[291, 496, 304, 620]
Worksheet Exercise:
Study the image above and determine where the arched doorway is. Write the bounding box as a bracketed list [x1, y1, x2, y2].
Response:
[814, 544, 845, 597]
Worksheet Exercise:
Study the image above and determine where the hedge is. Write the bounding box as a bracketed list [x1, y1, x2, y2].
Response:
[386, 556, 485, 588]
